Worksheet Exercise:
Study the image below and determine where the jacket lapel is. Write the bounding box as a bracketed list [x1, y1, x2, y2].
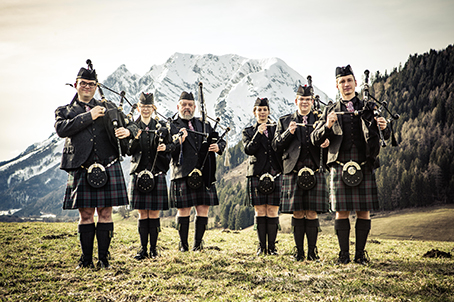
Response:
[291, 111, 303, 142]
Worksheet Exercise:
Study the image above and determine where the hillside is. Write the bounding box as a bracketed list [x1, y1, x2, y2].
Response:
[371, 45, 454, 210]
[0, 216, 453, 301]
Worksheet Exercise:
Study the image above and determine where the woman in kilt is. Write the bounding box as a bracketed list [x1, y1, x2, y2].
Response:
[272, 85, 330, 261]
[128, 92, 171, 260]
[311, 65, 389, 265]
[242, 97, 283, 256]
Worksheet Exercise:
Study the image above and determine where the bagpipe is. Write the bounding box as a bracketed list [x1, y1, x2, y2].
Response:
[135, 122, 170, 194]
[334, 70, 400, 187]
[296, 76, 327, 190]
[67, 59, 139, 161]
[362, 70, 399, 147]
[172, 82, 230, 190]
[333, 70, 400, 147]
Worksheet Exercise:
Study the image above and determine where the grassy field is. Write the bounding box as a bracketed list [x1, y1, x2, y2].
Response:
[0, 208, 453, 301]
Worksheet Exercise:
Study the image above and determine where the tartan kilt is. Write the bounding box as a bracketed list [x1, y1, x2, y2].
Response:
[245, 175, 281, 207]
[128, 172, 170, 211]
[329, 144, 379, 212]
[63, 159, 129, 209]
[280, 172, 329, 214]
[169, 178, 219, 208]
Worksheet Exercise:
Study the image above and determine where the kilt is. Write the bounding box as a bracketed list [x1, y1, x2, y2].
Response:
[280, 168, 329, 214]
[63, 159, 129, 209]
[169, 178, 219, 208]
[245, 175, 281, 207]
[128, 172, 170, 211]
[329, 144, 379, 212]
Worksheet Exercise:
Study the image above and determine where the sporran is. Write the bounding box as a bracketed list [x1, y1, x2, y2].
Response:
[187, 168, 203, 190]
[341, 161, 363, 187]
[86, 163, 108, 188]
[297, 167, 317, 190]
[257, 173, 275, 195]
[136, 169, 155, 193]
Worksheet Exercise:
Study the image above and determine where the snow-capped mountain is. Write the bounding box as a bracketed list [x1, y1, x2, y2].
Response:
[0, 53, 330, 217]
[102, 53, 330, 145]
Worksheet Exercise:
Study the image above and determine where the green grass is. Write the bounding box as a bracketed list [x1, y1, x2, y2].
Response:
[0, 217, 453, 301]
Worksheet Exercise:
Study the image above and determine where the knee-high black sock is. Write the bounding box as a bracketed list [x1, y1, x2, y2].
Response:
[292, 217, 305, 260]
[266, 216, 279, 254]
[255, 216, 267, 253]
[306, 218, 320, 260]
[292, 217, 306, 252]
[138, 219, 149, 252]
[193, 216, 208, 251]
[355, 218, 371, 252]
[177, 216, 190, 252]
[96, 222, 114, 261]
[306, 218, 320, 250]
[149, 218, 160, 256]
[334, 219, 350, 253]
[78, 223, 95, 264]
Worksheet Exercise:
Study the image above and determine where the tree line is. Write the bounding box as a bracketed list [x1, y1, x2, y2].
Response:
[149, 44, 454, 229]
[371, 45, 454, 210]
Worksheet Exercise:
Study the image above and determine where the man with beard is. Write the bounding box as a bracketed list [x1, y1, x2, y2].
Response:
[311, 65, 389, 265]
[55, 65, 137, 269]
[168, 91, 226, 252]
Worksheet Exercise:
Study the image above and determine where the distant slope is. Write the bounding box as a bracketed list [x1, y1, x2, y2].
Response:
[278, 205, 454, 242]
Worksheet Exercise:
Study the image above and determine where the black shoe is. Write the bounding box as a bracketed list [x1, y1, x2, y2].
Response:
[192, 240, 204, 252]
[97, 258, 111, 269]
[307, 247, 320, 261]
[179, 242, 189, 252]
[76, 255, 94, 269]
[337, 251, 351, 264]
[257, 245, 267, 256]
[268, 248, 278, 256]
[134, 248, 149, 261]
[354, 250, 370, 265]
[149, 248, 159, 259]
[293, 247, 305, 262]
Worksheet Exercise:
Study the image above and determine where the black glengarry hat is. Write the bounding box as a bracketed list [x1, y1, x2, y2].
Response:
[335, 65, 354, 78]
[179, 91, 194, 101]
[77, 67, 97, 81]
[139, 92, 154, 105]
[297, 85, 312, 97]
[254, 97, 269, 108]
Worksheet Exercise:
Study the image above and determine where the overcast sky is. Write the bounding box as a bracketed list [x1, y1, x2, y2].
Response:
[0, 0, 453, 162]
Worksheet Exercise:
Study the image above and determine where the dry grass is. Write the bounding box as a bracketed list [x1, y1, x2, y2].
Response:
[1, 212, 453, 301]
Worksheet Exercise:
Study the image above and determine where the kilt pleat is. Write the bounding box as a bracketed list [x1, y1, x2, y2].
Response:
[280, 172, 329, 213]
[128, 173, 169, 211]
[329, 144, 379, 212]
[169, 178, 219, 208]
[63, 160, 129, 209]
[245, 175, 281, 207]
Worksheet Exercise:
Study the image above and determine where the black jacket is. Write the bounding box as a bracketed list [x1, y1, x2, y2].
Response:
[55, 97, 138, 171]
[242, 121, 282, 177]
[311, 96, 390, 169]
[272, 111, 325, 174]
[128, 119, 171, 175]
[168, 116, 226, 180]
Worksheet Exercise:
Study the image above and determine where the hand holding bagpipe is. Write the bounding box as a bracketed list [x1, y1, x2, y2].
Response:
[89, 106, 106, 120]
